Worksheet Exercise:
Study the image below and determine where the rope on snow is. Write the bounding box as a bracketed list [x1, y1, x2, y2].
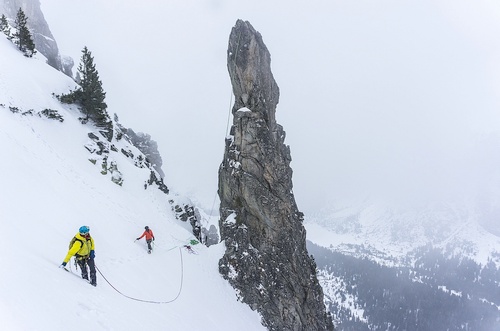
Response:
[95, 246, 184, 304]
[89, 26, 245, 307]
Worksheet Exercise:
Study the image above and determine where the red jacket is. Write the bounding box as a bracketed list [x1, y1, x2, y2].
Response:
[138, 229, 155, 241]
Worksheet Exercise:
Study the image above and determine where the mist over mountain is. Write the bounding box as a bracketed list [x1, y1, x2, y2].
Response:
[0, 25, 270, 330]
[37, 0, 500, 217]
[0, 4, 331, 329]
[2, 1, 500, 330]
[1, 0, 73, 74]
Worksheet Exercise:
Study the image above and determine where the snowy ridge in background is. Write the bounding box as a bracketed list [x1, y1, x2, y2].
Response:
[307, 201, 500, 331]
[0, 36, 265, 331]
[305, 198, 500, 267]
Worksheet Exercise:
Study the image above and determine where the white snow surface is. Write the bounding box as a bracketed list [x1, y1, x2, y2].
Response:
[0, 36, 264, 331]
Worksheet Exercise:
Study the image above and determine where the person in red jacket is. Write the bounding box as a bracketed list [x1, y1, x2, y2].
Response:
[136, 226, 155, 253]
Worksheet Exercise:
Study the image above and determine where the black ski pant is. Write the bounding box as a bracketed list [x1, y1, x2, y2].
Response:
[146, 239, 153, 251]
[77, 257, 96, 285]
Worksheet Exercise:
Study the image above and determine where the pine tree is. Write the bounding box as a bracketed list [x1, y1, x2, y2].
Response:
[57, 46, 113, 140]
[13, 8, 36, 57]
[78, 47, 105, 118]
[77, 46, 113, 140]
[0, 14, 11, 39]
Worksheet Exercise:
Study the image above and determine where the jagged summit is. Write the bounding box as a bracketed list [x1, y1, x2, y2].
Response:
[219, 19, 334, 331]
[227, 19, 279, 127]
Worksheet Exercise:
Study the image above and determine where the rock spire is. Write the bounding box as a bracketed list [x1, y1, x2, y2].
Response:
[218, 19, 334, 331]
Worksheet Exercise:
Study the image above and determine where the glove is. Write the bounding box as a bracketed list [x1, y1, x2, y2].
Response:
[90, 250, 95, 259]
[136, 238, 140, 241]
[153, 237, 155, 241]
[59, 262, 67, 268]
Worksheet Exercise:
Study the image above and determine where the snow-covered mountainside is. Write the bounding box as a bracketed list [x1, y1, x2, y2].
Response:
[305, 198, 500, 267]
[305, 199, 500, 330]
[0, 35, 265, 330]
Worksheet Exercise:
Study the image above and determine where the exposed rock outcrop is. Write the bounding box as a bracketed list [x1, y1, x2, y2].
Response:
[123, 128, 165, 179]
[218, 20, 334, 331]
[114, 117, 205, 242]
[0, 0, 73, 76]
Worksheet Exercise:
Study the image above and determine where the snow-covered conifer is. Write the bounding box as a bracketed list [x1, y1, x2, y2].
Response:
[13, 8, 36, 57]
[0, 14, 11, 39]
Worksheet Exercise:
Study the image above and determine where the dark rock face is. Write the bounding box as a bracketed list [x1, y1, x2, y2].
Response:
[218, 20, 334, 331]
[124, 128, 165, 178]
[0, 0, 73, 76]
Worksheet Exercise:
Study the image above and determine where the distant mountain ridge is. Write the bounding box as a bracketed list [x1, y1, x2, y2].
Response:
[305, 198, 500, 268]
[308, 241, 500, 331]
[305, 200, 500, 330]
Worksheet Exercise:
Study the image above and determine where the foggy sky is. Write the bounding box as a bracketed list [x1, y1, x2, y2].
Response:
[39, 0, 500, 219]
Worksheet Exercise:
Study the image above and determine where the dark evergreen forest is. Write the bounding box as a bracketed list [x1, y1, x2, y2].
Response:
[308, 242, 500, 331]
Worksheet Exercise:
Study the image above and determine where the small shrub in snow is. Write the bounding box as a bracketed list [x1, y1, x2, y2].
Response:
[40, 109, 64, 122]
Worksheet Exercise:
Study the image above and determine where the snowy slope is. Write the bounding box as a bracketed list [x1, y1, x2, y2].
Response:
[0, 36, 265, 330]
